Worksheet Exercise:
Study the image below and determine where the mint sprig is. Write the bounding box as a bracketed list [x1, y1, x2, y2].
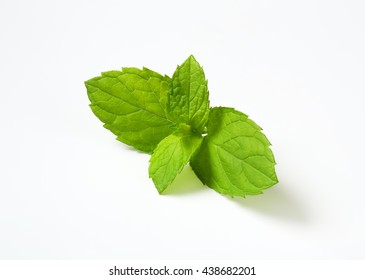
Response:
[85, 55, 278, 197]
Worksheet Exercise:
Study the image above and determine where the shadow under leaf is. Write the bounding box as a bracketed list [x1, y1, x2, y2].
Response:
[229, 180, 308, 223]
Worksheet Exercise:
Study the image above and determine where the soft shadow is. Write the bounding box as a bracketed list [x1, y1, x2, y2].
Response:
[163, 165, 206, 195]
[229, 181, 308, 223]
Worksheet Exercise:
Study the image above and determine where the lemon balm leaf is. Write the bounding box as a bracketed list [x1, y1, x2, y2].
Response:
[168, 55, 209, 133]
[149, 126, 203, 193]
[191, 107, 278, 197]
[85, 68, 176, 153]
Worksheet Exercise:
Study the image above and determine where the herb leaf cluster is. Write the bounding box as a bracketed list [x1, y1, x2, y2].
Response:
[85, 55, 278, 197]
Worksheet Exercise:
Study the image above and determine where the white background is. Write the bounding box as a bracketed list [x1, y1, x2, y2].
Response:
[0, 0, 364, 259]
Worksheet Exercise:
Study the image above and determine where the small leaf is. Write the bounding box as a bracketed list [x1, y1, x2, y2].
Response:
[168, 55, 210, 133]
[191, 107, 278, 197]
[149, 125, 203, 193]
[85, 67, 176, 153]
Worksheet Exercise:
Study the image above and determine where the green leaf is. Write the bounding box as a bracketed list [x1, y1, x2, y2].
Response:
[85, 67, 176, 153]
[168, 55, 210, 133]
[149, 124, 203, 193]
[191, 107, 278, 197]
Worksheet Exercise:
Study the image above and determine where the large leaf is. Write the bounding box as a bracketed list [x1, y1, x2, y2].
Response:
[191, 107, 278, 197]
[85, 68, 176, 153]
